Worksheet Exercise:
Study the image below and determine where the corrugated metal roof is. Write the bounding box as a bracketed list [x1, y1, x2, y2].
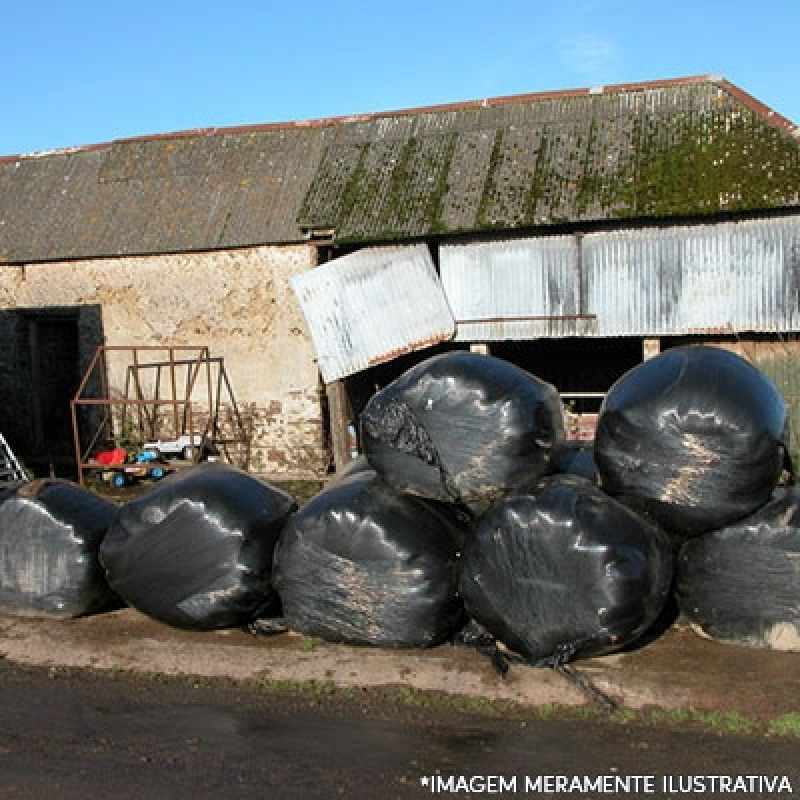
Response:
[440, 216, 800, 339]
[290, 245, 454, 383]
[2, 76, 800, 263]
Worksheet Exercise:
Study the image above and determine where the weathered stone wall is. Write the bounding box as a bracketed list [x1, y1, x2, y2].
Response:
[0, 245, 328, 479]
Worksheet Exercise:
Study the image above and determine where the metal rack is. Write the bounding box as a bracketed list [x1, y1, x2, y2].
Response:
[71, 345, 250, 486]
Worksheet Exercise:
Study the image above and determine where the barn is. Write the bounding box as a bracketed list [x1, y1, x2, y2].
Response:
[1, 74, 799, 481]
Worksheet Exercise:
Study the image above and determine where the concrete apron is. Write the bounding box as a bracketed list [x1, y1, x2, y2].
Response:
[0, 609, 797, 718]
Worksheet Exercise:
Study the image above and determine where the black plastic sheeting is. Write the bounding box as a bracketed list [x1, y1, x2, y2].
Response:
[549, 441, 598, 483]
[0, 479, 118, 618]
[458, 475, 674, 666]
[272, 468, 467, 648]
[676, 487, 800, 651]
[99, 462, 296, 631]
[594, 345, 788, 538]
[360, 351, 565, 513]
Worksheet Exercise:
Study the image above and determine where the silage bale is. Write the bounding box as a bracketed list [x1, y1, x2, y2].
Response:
[594, 345, 788, 537]
[0, 478, 117, 618]
[360, 351, 565, 513]
[676, 487, 800, 652]
[272, 469, 467, 647]
[458, 475, 674, 665]
[99, 462, 296, 631]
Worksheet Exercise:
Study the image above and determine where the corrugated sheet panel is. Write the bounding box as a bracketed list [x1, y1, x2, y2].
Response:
[290, 245, 455, 384]
[440, 216, 800, 340]
[584, 217, 800, 334]
[440, 237, 597, 340]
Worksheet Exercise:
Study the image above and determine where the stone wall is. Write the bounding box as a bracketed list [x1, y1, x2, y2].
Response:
[0, 244, 328, 480]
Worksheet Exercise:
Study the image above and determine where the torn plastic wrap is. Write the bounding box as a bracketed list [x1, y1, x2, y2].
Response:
[272, 469, 467, 647]
[99, 462, 296, 631]
[0, 479, 118, 618]
[360, 351, 565, 513]
[676, 487, 800, 651]
[458, 475, 674, 666]
[594, 345, 788, 538]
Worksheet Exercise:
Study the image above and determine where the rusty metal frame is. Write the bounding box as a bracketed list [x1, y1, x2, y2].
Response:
[70, 345, 219, 486]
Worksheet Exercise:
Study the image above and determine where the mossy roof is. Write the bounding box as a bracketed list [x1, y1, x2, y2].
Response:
[1, 75, 799, 263]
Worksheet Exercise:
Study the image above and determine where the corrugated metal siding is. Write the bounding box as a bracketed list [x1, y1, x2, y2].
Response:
[290, 245, 455, 384]
[584, 217, 800, 335]
[440, 217, 800, 340]
[440, 237, 597, 340]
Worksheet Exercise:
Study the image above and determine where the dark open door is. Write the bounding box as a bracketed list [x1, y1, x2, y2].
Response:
[27, 314, 81, 477]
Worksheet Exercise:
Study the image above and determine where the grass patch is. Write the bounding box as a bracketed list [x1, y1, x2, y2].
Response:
[42, 662, 800, 739]
[767, 713, 800, 737]
[621, 708, 759, 735]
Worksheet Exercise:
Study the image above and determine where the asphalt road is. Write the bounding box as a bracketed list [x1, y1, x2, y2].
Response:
[1, 662, 797, 800]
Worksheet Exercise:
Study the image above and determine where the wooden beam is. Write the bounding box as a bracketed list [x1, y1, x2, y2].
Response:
[325, 379, 352, 472]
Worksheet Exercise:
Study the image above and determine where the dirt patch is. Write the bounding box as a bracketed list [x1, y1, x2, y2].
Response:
[1, 609, 798, 724]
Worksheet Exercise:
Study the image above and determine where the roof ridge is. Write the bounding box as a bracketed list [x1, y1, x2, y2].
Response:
[113, 74, 727, 143]
[715, 79, 799, 139]
[2, 74, 796, 163]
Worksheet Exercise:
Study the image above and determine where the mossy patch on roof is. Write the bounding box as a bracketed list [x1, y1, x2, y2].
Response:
[299, 81, 800, 243]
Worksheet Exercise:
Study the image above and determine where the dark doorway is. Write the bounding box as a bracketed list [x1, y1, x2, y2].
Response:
[26, 313, 82, 477]
[491, 337, 643, 413]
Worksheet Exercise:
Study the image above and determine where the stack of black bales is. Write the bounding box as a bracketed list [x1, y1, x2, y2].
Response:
[274, 351, 567, 649]
[276, 351, 676, 662]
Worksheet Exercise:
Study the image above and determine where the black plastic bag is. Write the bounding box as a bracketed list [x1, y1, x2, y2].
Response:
[594, 346, 788, 537]
[676, 487, 800, 651]
[0, 479, 118, 617]
[458, 475, 674, 665]
[272, 469, 467, 647]
[100, 462, 296, 631]
[360, 351, 565, 512]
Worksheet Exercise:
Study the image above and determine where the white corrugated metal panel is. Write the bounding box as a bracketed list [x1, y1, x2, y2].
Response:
[584, 217, 800, 335]
[440, 237, 597, 341]
[290, 245, 455, 384]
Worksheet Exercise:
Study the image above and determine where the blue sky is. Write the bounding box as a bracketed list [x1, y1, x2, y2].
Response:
[4, 0, 798, 156]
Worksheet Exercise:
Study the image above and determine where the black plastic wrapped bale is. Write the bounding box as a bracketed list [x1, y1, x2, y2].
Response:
[458, 475, 674, 665]
[0, 479, 118, 618]
[272, 469, 467, 647]
[549, 440, 598, 483]
[360, 351, 565, 513]
[676, 487, 800, 651]
[594, 345, 788, 537]
[99, 462, 296, 631]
